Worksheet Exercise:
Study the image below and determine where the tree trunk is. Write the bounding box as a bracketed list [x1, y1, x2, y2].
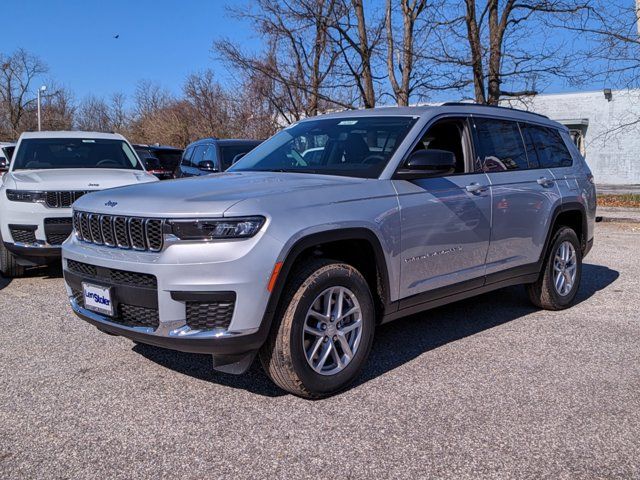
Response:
[486, 0, 501, 105]
[352, 0, 376, 108]
[465, 0, 486, 104]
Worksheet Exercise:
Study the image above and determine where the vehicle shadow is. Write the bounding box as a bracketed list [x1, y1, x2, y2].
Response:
[133, 263, 619, 398]
[133, 344, 285, 397]
[0, 263, 63, 291]
[355, 263, 619, 387]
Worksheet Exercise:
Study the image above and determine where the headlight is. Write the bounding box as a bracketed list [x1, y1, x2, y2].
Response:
[6, 189, 46, 203]
[168, 216, 265, 240]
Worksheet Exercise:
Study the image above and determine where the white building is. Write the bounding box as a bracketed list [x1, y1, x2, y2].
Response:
[502, 89, 640, 185]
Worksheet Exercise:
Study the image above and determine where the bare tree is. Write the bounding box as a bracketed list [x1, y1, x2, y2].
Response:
[183, 69, 233, 137]
[438, 0, 591, 105]
[108, 93, 129, 131]
[230, 71, 281, 139]
[76, 96, 111, 132]
[215, 0, 349, 123]
[327, 0, 382, 108]
[564, 1, 640, 89]
[385, 0, 428, 105]
[39, 85, 75, 131]
[0, 49, 48, 138]
[76, 93, 129, 133]
[134, 80, 172, 118]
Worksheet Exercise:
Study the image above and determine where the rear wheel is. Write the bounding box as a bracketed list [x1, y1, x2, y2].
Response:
[260, 259, 375, 398]
[527, 226, 582, 310]
[0, 238, 25, 278]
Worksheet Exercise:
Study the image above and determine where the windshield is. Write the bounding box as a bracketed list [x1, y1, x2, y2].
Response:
[13, 138, 143, 171]
[229, 116, 417, 178]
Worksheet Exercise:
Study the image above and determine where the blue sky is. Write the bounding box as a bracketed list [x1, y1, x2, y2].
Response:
[4, 0, 258, 102]
[5, 0, 616, 106]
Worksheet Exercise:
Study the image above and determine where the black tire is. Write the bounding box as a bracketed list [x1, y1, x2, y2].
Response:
[0, 238, 25, 278]
[259, 258, 375, 398]
[527, 226, 582, 310]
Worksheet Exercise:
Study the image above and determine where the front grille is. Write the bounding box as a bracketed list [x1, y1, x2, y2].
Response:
[67, 259, 157, 288]
[71, 288, 159, 329]
[118, 304, 160, 328]
[46, 233, 70, 245]
[67, 259, 97, 276]
[9, 226, 37, 244]
[44, 217, 73, 245]
[109, 269, 157, 288]
[186, 301, 235, 331]
[45, 191, 87, 208]
[73, 211, 164, 252]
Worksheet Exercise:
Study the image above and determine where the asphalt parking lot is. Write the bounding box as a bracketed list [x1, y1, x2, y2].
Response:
[1, 222, 638, 479]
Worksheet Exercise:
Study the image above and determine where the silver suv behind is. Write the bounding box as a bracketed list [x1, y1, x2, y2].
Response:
[62, 105, 596, 398]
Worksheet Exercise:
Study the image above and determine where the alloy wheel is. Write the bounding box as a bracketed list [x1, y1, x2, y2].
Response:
[302, 286, 363, 376]
[553, 241, 577, 296]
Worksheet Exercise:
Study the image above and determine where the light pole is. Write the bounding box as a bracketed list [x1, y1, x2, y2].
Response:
[37, 85, 47, 131]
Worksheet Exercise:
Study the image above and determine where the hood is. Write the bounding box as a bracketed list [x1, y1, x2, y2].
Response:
[72, 171, 365, 217]
[8, 168, 157, 191]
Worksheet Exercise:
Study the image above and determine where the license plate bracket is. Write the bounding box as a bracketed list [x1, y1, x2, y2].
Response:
[82, 282, 114, 316]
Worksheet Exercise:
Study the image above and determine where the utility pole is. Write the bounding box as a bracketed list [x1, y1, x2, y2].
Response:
[37, 85, 47, 131]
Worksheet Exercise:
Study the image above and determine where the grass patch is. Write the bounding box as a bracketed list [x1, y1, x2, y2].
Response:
[598, 194, 640, 208]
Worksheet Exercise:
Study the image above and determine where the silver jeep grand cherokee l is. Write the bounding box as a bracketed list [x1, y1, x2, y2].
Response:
[62, 104, 596, 398]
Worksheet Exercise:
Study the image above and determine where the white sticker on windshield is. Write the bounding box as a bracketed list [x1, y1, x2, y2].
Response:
[82, 139, 96, 143]
[338, 120, 358, 125]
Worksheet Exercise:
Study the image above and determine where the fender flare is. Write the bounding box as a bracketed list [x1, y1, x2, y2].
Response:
[539, 201, 588, 265]
[255, 227, 393, 343]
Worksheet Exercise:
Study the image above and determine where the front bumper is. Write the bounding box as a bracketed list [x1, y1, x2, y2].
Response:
[69, 297, 267, 356]
[0, 200, 72, 264]
[4, 242, 61, 265]
[62, 228, 284, 357]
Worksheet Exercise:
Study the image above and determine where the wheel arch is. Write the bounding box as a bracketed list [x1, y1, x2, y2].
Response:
[541, 201, 588, 263]
[259, 228, 394, 338]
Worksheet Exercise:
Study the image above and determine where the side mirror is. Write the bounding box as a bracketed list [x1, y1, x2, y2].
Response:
[198, 160, 218, 172]
[396, 149, 456, 179]
[231, 153, 246, 165]
[0, 157, 8, 173]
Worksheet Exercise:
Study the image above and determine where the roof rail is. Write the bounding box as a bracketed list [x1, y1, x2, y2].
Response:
[440, 102, 549, 119]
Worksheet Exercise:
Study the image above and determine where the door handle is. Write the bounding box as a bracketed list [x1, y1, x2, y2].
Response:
[537, 177, 554, 187]
[465, 183, 487, 194]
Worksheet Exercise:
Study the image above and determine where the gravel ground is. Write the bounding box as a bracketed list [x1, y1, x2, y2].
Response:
[1, 222, 638, 479]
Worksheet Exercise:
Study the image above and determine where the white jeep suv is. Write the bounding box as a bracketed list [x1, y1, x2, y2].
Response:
[0, 131, 157, 276]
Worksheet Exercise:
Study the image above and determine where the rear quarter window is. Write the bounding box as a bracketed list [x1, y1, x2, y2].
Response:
[522, 124, 573, 169]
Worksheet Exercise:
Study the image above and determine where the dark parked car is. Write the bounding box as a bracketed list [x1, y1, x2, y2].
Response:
[175, 138, 262, 178]
[134, 144, 183, 180]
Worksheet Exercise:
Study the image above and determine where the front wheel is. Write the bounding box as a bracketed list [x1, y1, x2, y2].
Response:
[260, 259, 375, 398]
[0, 239, 25, 278]
[527, 226, 582, 310]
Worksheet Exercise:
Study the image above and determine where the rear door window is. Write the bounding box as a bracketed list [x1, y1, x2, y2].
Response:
[523, 125, 573, 168]
[474, 118, 529, 172]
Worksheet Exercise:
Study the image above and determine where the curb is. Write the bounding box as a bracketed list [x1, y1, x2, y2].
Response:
[596, 216, 640, 224]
